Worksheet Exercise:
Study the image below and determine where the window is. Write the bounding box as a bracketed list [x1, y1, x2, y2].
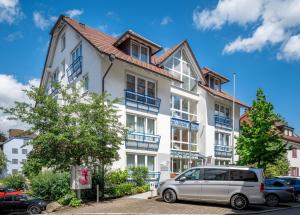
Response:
[12, 159, 18, 164]
[83, 75, 89, 92]
[292, 148, 297, 158]
[126, 74, 156, 97]
[22, 148, 27, 155]
[12, 169, 18, 174]
[290, 167, 299, 177]
[61, 33, 65, 51]
[171, 95, 197, 121]
[71, 43, 82, 63]
[164, 49, 197, 92]
[230, 170, 258, 182]
[52, 69, 59, 83]
[126, 154, 155, 171]
[215, 103, 231, 119]
[179, 168, 201, 180]
[171, 127, 197, 152]
[126, 114, 156, 135]
[215, 132, 230, 146]
[21, 159, 26, 164]
[204, 168, 229, 181]
[130, 41, 149, 63]
[61, 60, 65, 78]
[12, 148, 18, 154]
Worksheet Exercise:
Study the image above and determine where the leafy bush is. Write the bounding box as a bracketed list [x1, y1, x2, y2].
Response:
[129, 166, 148, 186]
[69, 197, 82, 207]
[105, 169, 128, 186]
[57, 191, 76, 205]
[114, 183, 134, 197]
[22, 157, 43, 178]
[31, 171, 70, 201]
[3, 174, 26, 190]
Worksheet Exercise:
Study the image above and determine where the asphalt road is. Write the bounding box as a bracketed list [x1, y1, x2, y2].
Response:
[258, 206, 300, 215]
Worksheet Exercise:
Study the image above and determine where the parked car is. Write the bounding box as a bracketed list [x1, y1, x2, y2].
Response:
[158, 166, 265, 210]
[0, 194, 47, 214]
[264, 179, 294, 207]
[0, 187, 24, 197]
[275, 176, 300, 202]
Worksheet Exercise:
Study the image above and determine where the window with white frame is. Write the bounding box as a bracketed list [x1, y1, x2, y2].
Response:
[215, 132, 230, 147]
[71, 43, 82, 63]
[22, 149, 27, 155]
[164, 49, 197, 92]
[83, 74, 89, 92]
[171, 94, 197, 121]
[52, 69, 59, 83]
[61, 60, 65, 78]
[126, 114, 155, 134]
[61, 33, 65, 51]
[126, 74, 156, 97]
[215, 103, 231, 119]
[126, 153, 155, 171]
[12, 148, 18, 154]
[130, 41, 149, 63]
[171, 127, 197, 152]
[12, 159, 18, 164]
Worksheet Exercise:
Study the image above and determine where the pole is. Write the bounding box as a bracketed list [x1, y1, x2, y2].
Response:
[96, 184, 99, 203]
[231, 73, 236, 164]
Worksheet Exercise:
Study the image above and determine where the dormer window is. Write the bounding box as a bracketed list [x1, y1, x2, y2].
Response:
[130, 40, 149, 63]
[209, 75, 221, 91]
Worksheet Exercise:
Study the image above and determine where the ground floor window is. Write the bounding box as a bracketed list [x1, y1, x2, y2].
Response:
[171, 157, 203, 173]
[215, 159, 230, 166]
[290, 167, 299, 176]
[126, 153, 155, 171]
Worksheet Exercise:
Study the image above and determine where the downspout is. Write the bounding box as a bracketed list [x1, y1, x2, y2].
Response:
[102, 54, 116, 93]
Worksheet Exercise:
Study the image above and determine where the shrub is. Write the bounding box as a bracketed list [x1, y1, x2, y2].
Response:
[114, 183, 134, 197]
[57, 191, 76, 205]
[129, 166, 148, 186]
[31, 171, 70, 201]
[3, 174, 26, 190]
[105, 169, 128, 186]
[69, 197, 82, 207]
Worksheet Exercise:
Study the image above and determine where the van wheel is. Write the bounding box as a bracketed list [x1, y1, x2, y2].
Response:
[265, 194, 279, 207]
[230, 194, 248, 210]
[163, 189, 177, 203]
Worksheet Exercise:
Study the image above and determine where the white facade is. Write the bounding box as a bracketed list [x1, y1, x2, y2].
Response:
[41, 17, 244, 181]
[1, 138, 33, 177]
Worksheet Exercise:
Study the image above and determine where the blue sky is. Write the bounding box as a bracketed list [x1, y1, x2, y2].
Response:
[0, 0, 300, 133]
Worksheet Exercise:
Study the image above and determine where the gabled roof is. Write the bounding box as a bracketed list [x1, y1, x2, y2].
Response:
[51, 16, 180, 83]
[199, 83, 248, 107]
[152, 40, 185, 65]
[202, 67, 229, 84]
[114, 30, 162, 55]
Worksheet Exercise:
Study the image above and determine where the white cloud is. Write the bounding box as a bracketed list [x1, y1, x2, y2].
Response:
[0, 0, 23, 24]
[4, 31, 23, 42]
[65, 9, 83, 18]
[160, 16, 173, 26]
[0, 74, 40, 133]
[33, 11, 50, 30]
[193, 0, 300, 61]
[277, 34, 300, 60]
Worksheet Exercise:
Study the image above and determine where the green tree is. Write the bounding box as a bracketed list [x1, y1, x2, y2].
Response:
[265, 156, 289, 178]
[0, 150, 7, 172]
[1, 84, 126, 182]
[0, 131, 7, 142]
[236, 88, 287, 170]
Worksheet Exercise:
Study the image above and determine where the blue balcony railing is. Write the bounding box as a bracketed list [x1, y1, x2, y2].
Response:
[49, 88, 59, 96]
[125, 131, 160, 151]
[214, 115, 232, 129]
[125, 90, 161, 113]
[67, 56, 82, 82]
[214, 144, 232, 158]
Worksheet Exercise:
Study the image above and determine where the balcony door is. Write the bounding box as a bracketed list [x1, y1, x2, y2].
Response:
[126, 74, 156, 98]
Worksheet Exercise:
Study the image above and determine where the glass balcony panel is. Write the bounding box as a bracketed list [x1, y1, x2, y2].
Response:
[125, 90, 161, 113]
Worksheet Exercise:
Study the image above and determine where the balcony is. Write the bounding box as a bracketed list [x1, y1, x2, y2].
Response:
[49, 87, 58, 96]
[125, 132, 160, 151]
[125, 90, 161, 113]
[214, 144, 232, 158]
[214, 115, 232, 129]
[67, 56, 82, 82]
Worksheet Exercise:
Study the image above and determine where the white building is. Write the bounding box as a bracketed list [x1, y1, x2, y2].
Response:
[0, 129, 33, 177]
[40, 16, 246, 181]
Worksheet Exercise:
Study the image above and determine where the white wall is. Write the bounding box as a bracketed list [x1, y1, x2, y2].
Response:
[1, 138, 32, 177]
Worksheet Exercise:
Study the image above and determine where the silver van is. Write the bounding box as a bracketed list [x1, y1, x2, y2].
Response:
[157, 166, 265, 210]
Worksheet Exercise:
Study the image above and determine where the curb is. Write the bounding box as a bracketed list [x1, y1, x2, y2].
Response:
[228, 204, 300, 215]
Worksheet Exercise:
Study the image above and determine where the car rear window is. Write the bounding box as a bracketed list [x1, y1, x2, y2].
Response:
[230, 170, 258, 182]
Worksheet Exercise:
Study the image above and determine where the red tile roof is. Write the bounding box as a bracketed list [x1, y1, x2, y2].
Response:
[282, 135, 300, 144]
[202, 67, 229, 83]
[62, 16, 180, 82]
[199, 84, 248, 107]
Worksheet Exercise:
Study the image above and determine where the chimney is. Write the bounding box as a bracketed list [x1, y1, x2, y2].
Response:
[8, 129, 25, 139]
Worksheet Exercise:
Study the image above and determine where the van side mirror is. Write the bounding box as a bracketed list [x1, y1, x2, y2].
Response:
[179, 176, 186, 181]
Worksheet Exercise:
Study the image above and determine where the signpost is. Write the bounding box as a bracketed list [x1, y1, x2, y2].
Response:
[71, 166, 92, 198]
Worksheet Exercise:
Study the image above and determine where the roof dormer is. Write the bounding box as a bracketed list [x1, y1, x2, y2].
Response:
[202, 67, 229, 91]
[114, 30, 162, 63]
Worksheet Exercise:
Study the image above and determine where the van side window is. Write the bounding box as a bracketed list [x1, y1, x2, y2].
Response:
[204, 169, 229, 181]
[230, 170, 258, 182]
[180, 168, 201, 180]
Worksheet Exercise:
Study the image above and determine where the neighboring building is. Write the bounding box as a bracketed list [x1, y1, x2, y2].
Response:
[0, 129, 33, 177]
[40, 15, 246, 180]
[240, 114, 300, 177]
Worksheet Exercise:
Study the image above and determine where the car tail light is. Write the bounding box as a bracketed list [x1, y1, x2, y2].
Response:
[260, 183, 265, 192]
[286, 188, 294, 193]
